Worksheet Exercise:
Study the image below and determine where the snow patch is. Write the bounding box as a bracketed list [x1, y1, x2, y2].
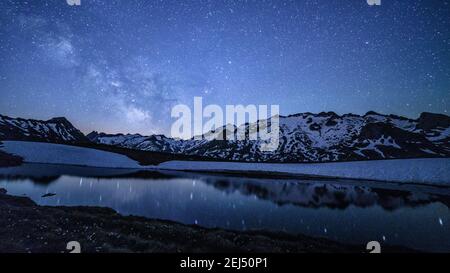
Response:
[158, 158, 450, 185]
[0, 141, 145, 169]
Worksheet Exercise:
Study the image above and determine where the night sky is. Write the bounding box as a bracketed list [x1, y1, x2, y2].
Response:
[0, 0, 449, 135]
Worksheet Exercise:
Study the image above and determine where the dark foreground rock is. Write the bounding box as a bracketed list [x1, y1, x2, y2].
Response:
[0, 150, 23, 167]
[0, 188, 414, 253]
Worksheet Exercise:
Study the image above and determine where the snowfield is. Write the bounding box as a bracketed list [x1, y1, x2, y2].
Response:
[0, 141, 145, 169]
[1, 141, 449, 185]
[158, 158, 450, 185]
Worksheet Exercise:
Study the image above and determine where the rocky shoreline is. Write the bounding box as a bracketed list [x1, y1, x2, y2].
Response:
[0, 150, 22, 167]
[0, 188, 414, 253]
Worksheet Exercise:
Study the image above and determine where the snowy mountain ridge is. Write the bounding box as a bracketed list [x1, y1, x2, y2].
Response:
[1, 112, 449, 163]
[87, 111, 450, 162]
[0, 114, 88, 143]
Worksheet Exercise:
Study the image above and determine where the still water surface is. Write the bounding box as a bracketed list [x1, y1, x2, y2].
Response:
[1, 163, 449, 252]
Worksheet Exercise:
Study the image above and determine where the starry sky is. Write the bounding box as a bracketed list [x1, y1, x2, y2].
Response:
[0, 0, 449, 135]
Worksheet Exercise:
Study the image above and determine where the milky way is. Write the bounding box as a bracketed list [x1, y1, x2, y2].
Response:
[0, 0, 449, 135]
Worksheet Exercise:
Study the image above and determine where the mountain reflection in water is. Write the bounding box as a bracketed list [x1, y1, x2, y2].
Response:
[1, 163, 449, 252]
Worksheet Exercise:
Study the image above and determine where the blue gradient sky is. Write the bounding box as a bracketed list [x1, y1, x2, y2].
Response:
[0, 0, 449, 135]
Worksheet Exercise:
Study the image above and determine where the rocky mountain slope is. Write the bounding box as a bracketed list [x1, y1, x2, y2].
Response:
[0, 115, 88, 143]
[87, 111, 450, 163]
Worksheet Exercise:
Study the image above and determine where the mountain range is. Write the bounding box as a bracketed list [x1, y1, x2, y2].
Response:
[1, 111, 449, 163]
[0, 115, 88, 143]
